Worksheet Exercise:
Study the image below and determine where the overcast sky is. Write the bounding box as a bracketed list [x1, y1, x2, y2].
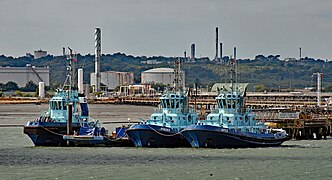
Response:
[1, 0, 332, 59]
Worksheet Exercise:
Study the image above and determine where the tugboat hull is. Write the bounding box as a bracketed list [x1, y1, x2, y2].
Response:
[24, 122, 80, 146]
[126, 124, 190, 147]
[182, 125, 288, 148]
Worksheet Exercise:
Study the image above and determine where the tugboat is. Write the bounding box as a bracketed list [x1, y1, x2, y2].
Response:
[126, 59, 198, 147]
[24, 48, 107, 146]
[181, 48, 289, 148]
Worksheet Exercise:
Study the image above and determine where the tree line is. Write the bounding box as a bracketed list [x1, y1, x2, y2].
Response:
[0, 53, 332, 92]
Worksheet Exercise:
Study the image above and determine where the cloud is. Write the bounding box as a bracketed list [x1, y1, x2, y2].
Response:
[1, 0, 332, 60]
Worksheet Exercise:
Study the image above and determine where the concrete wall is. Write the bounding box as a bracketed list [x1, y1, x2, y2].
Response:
[0, 66, 50, 87]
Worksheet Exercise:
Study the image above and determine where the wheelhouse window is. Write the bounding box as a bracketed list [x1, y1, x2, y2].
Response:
[218, 99, 226, 109]
[161, 100, 165, 108]
[50, 101, 54, 110]
[62, 101, 67, 110]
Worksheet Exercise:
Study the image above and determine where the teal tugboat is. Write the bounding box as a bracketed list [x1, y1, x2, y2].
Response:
[181, 48, 289, 148]
[126, 59, 198, 147]
[24, 48, 108, 146]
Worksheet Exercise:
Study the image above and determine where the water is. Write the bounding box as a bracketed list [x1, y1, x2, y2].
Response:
[0, 104, 331, 179]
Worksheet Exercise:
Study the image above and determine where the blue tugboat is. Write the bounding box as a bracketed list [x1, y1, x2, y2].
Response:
[24, 48, 107, 146]
[181, 48, 288, 148]
[126, 59, 198, 147]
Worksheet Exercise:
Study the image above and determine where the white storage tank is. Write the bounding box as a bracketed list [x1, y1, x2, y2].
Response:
[141, 68, 185, 87]
[0, 65, 50, 87]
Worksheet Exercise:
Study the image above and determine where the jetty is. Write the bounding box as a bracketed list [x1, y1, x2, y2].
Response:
[1, 91, 332, 140]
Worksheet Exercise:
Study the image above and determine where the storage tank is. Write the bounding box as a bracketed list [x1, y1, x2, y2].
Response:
[141, 68, 185, 87]
[0, 65, 49, 87]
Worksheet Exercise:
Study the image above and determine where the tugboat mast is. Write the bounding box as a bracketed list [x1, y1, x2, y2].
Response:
[230, 47, 238, 111]
[63, 47, 76, 94]
[65, 47, 76, 137]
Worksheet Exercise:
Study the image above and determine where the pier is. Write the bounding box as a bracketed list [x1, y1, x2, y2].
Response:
[1, 91, 332, 140]
[90, 92, 332, 140]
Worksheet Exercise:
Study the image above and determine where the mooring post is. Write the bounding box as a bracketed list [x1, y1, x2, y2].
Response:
[67, 103, 73, 135]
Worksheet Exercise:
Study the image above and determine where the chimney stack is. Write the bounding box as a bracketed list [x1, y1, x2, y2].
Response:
[234, 47, 237, 60]
[191, 43, 195, 61]
[214, 27, 219, 61]
[94, 28, 101, 92]
[219, 42, 223, 61]
[63, 47, 66, 56]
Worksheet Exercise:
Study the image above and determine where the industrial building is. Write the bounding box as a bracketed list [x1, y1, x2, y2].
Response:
[141, 68, 185, 87]
[90, 71, 134, 91]
[34, 49, 48, 59]
[0, 64, 50, 87]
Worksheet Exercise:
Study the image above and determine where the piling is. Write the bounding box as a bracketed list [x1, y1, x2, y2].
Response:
[67, 103, 73, 135]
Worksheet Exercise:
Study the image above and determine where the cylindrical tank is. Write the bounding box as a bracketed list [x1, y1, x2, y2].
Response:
[141, 68, 185, 86]
[38, 82, 45, 98]
[78, 68, 84, 94]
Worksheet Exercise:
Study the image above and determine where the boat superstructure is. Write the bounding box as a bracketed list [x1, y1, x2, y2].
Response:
[182, 48, 289, 148]
[126, 59, 198, 147]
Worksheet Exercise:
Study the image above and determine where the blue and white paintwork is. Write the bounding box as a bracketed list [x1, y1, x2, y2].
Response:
[24, 90, 103, 146]
[182, 87, 289, 148]
[23, 50, 104, 146]
[126, 91, 198, 147]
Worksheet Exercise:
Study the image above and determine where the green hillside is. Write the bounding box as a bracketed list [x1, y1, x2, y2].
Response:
[0, 54, 331, 91]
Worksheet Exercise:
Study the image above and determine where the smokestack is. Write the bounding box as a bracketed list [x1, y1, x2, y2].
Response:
[219, 42, 222, 60]
[234, 47, 236, 60]
[184, 51, 186, 59]
[94, 28, 101, 92]
[299, 47, 302, 60]
[215, 27, 218, 61]
[63, 47, 66, 56]
[191, 44, 195, 61]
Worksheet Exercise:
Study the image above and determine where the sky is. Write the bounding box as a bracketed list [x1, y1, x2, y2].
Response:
[1, 0, 332, 60]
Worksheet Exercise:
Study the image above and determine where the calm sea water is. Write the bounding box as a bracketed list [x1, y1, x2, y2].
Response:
[0, 104, 331, 179]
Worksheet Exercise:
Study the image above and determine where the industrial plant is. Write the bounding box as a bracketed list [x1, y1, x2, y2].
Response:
[90, 71, 134, 91]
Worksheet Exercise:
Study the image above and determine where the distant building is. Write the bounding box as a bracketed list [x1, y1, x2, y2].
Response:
[0, 64, 50, 87]
[140, 60, 162, 65]
[283, 57, 297, 62]
[26, 53, 33, 59]
[141, 68, 185, 87]
[34, 49, 47, 59]
[119, 84, 153, 96]
[90, 71, 134, 91]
